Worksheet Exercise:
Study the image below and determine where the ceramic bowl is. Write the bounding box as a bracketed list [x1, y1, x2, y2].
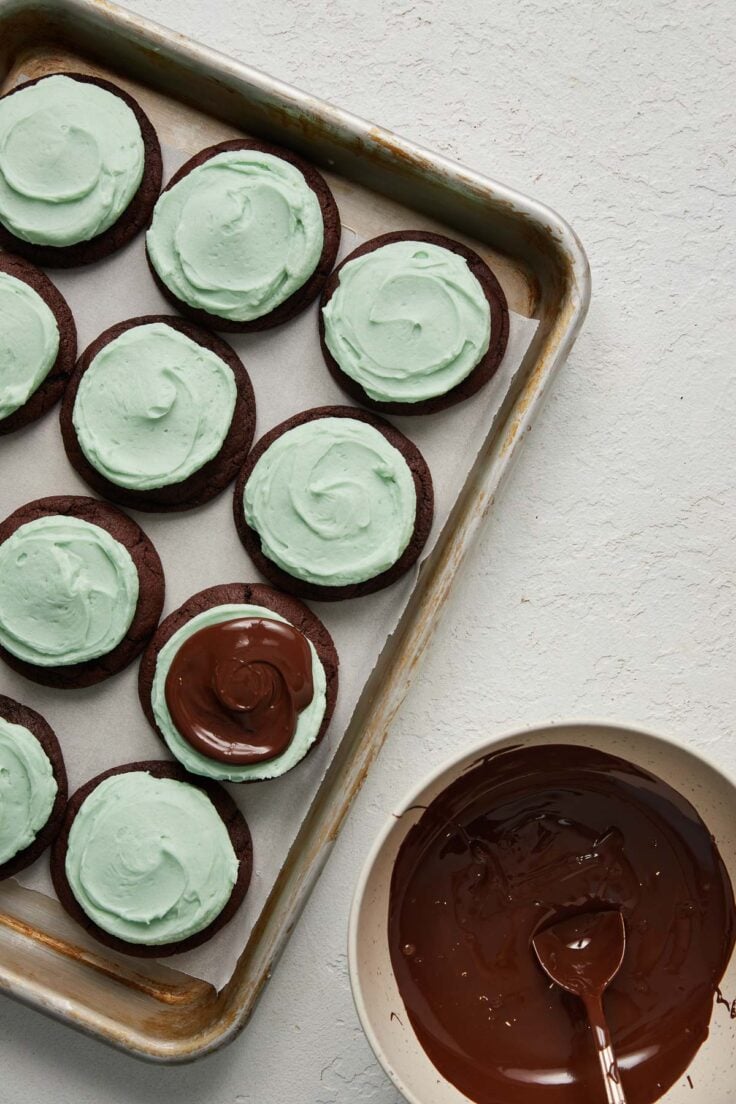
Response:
[348, 720, 736, 1103]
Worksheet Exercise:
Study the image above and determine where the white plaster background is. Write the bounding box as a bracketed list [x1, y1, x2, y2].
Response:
[0, 0, 734, 1101]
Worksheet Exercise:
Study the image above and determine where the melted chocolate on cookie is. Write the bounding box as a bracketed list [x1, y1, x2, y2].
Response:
[164, 617, 314, 764]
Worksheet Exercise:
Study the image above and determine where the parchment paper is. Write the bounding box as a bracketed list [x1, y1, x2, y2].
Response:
[0, 147, 538, 988]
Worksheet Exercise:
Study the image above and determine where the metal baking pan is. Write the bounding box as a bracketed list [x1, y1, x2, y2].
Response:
[0, 0, 590, 1062]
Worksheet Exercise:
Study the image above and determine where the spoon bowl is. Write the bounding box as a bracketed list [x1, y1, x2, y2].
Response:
[533, 909, 627, 1103]
[532, 909, 626, 998]
[349, 721, 736, 1104]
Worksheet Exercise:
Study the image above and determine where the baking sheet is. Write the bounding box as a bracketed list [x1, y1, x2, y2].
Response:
[0, 145, 538, 989]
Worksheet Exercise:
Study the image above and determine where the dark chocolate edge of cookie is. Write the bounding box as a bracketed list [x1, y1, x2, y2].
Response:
[0, 72, 162, 268]
[0, 254, 78, 435]
[137, 582, 339, 778]
[232, 405, 434, 601]
[50, 759, 253, 957]
[59, 315, 256, 512]
[318, 229, 510, 415]
[0, 694, 68, 879]
[0, 495, 165, 688]
[144, 138, 341, 333]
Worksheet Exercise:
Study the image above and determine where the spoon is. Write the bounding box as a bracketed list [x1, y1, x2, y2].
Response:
[532, 909, 627, 1104]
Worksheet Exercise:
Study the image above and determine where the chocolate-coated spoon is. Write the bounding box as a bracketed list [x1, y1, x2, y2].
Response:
[532, 910, 627, 1104]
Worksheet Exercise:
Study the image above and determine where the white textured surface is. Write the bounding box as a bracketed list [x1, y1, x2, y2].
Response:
[1, 0, 735, 1101]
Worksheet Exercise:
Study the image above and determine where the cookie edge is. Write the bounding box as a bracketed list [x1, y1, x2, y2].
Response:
[50, 758, 253, 957]
[318, 229, 510, 415]
[60, 315, 256, 512]
[0, 694, 68, 879]
[0, 72, 163, 268]
[233, 406, 434, 601]
[0, 253, 77, 435]
[145, 138, 340, 332]
[0, 494, 165, 688]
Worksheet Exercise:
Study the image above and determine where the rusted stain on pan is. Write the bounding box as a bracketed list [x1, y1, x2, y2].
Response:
[499, 301, 581, 457]
[0, 0, 589, 1063]
[0, 909, 215, 1007]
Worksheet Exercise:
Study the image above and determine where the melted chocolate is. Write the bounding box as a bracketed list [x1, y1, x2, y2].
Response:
[389, 744, 735, 1104]
[164, 617, 313, 764]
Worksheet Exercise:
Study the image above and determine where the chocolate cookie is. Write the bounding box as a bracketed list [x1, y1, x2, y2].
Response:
[60, 316, 256, 512]
[0, 72, 162, 267]
[50, 759, 253, 957]
[138, 582, 339, 781]
[233, 406, 434, 601]
[0, 695, 67, 879]
[145, 138, 340, 332]
[319, 230, 510, 415]
[0, 254, 77, 435]
[0, 495, 164, 688]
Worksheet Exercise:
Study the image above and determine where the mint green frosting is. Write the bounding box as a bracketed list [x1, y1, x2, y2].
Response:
[322, 240, 491, 403]
[72, 322, 237, 491]
[152, 603, 327, 782]
[0, 717, 57, 864]
[243, 417, 417, 587]
[146, 150, 324, 322]
[0, 516, 139, 666]
[0, 74, 144, 247]
[0, 272, 59, 420]
[64, 771, 238, 945]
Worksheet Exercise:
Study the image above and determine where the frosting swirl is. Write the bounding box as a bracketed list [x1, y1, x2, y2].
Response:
[152, 604, 327, 782]
[0, 515, 139, 666]
[165, 617, 314, 764]
[0, 75, 144, 247]
[146, 149, 324, 322]
[322, 240, 491, 403]
[243, 417, 417, 587]
[0, 717, 57, 864]
[72, 322, 237, 490]
[0, 272, 59, 420]
[64, 771, 238, 945]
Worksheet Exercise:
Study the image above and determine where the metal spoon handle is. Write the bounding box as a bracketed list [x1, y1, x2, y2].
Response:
[583, 994, 627, 1104]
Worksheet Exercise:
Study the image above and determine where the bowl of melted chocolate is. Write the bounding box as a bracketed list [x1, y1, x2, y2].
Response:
[349, 723, 736, 1104]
